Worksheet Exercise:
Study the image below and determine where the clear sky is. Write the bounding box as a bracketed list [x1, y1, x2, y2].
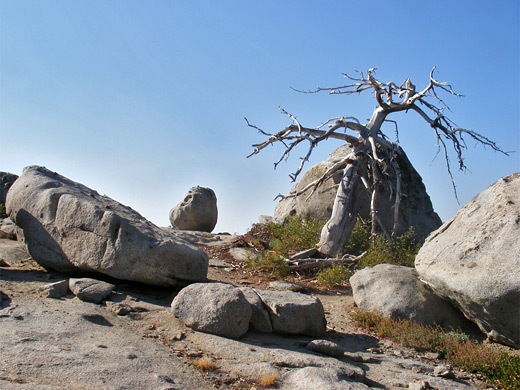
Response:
[1, 1, 518, 234]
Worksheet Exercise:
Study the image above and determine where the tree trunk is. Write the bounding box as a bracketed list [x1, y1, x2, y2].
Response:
[316, 152, 362, 256]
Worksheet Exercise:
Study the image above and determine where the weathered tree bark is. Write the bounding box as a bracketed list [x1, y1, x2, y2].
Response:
[247, 68, 507, 257]
[316, 149, 362, 255]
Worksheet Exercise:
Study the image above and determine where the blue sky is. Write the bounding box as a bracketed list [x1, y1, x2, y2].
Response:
[1, 1, 518, 234]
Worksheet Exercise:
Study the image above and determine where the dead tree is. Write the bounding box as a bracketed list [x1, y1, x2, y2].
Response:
[246, 68, 507, 257]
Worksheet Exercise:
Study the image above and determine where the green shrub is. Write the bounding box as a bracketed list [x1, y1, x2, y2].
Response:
[317, 263, 351, 287]
[358, 228, 422, 269]
[243, 216, 423, 279]
[268, 215, 324, 257]
[247, 250, 290, 278]
[244, 216, 323, 279]
[352, 309, 520, 390]
[0, 203, 7, 219]
[342, 218, 371, 256]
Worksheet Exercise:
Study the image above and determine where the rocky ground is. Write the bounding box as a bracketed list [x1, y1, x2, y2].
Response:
[0, 234, 492, 390]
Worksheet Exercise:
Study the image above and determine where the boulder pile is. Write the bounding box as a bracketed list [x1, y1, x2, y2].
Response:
[351, 173, 520, 348]
[415, 173, 520, 348]
[0, 171, 18, 205]
[172, 282, 327, 339]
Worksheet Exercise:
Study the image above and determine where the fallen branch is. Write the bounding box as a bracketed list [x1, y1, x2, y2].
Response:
[287, 251, 366, 271]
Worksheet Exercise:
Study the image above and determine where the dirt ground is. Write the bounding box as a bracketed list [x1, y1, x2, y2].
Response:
[0, 235, 494, 390]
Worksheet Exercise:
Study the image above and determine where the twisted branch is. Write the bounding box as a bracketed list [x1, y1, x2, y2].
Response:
[246, 67, 508, 251]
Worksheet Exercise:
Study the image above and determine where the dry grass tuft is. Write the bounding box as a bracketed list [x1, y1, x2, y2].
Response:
[352, 309, 520, 390]
[193, 357, 218, 371]
[257, 372, 279, 387]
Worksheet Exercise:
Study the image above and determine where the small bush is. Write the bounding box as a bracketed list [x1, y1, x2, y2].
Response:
[244, 215, 323, 279]
[352, 309, 520, 390]
[257, 372, 279, 387]
[317, 263, 351, 287]
[243, 216, 423, 280]
[358, 228, 422, 269]
[193, 357, 217, 371]
[0, 203, 7, 219]
[342, 218, 371, 256]
[248, 251, 290, 278]
[268, 215, 324, 257]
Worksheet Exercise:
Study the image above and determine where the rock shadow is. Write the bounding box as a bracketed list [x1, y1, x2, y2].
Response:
[0, 290, 11, 311]
[81, 313, 113, 327]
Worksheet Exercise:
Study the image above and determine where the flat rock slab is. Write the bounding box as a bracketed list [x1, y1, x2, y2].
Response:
[69, 278, 115, 303]
[0, 291, 212, 389]
[255, 289, 327, 337]
[208, 259, 231, 268]
[280, 366, 370, 390]
[171, 282, 252, 339]
[306, 339, 345, 358]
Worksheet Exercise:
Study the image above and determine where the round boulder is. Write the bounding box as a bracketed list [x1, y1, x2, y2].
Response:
[171, 282, 252, 339]
[69, 278, 115, 303]
[350, 264, 470, 329]
[169, 186, 218, 232]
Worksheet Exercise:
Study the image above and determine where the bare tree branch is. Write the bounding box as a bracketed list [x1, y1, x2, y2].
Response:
[247, 68, 509, 257]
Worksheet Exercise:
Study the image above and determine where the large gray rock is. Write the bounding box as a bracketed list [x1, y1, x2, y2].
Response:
[171, 282, 252, 339]
[350, 264, 470, 329]
[274, 144, 441, 240]
[254, 289, 327, 337]
[0, 172, 18, 205]
[169, 186, 218, 232]
[6, 166, 208, 286]
[415, 173, 520, 348]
